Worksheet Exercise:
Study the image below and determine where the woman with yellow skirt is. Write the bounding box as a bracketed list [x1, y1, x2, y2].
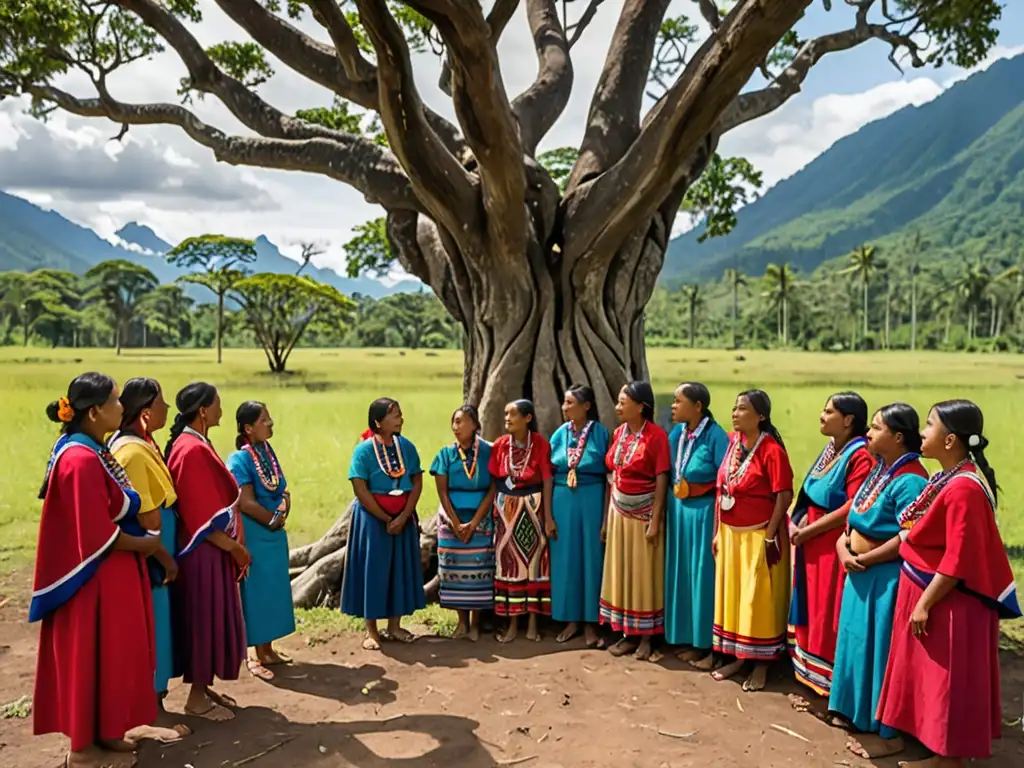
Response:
[711, 389, 794, 692]
[599, 381, 671, 661]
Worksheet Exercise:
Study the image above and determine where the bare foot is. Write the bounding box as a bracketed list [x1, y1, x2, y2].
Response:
[257, 645, 289, 665]
[382, 627, 417, 643]
[897, 757, 962, 768]
[742, 663, 769, 692]
[711, 658, 745, 681]
[608, 637, 638, 657]
[526, 625, 542, 642]
[788, 693, 811, 712]
[452, 623, 469, 640]
[635, 637, 653, 661]
[847, 734, 905, 759]
[584, 625, 599, 648]
[497, 621, 518, 644]
[126, 724, 191, 744]
[556, 622, 580, 643]
[468, 625, 480, 642]
[362, 635, 381, 651]
[690, 653, 717, 671]
[676, 648, 705, 662]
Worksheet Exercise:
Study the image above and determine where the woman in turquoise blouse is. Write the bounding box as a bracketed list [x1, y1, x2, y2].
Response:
[549, 385, 610, 647]
[341, 397, 426, 650]
[830, 403, 928, 760]
[665, 382, 729, 664]
[226, 401, 295, 681]
[430, 404, 495, 641]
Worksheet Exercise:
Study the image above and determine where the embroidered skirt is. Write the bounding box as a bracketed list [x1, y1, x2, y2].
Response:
[437, 506, 495, 611]
[877, 570, 1002, 759]
[493, 487, 550, 616]
[599, 488, 664, 636]
[712, 523, 790, 660]
[664, 492, 716, 648]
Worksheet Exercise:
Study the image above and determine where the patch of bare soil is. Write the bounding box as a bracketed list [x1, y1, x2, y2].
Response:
[1, 582, 1022, 767]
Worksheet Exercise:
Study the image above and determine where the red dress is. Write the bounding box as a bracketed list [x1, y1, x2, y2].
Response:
[488, 433, 553, 616]
[788, 442, 874, 695]
[33, 446, 156, 750]
[878, 467, 1016, 759]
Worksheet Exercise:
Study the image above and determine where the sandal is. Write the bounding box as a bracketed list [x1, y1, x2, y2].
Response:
[608, 639, 638, 657]
[362, 636, 381, 651]
[206, 690, 237, 709]
[381, 629, 417, 644]
[184, 702, 235, 722]
[247, 659, 275, 681]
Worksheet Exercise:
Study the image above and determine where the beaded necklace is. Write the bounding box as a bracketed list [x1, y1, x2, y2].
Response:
[851, 452, 918, 515]
[613, 422, 645, 469]
[897, 457, 970, 531]
[372, 435, 406, 479]
[673, 417, 709, 499]
[808, 436, 867, 480]
[507, 433, 533, 484]
[456, 436, 479, 480]
[719, 432, 765, 511]
[565, 420, 594, 489]
[244, 442, 282, 491]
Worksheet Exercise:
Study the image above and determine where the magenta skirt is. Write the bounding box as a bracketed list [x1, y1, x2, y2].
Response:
[172, 540, 246, 686]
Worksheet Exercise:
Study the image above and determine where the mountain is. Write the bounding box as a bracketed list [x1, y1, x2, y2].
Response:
[664, 54, 1024, 282]
[0, 191, 419, 298]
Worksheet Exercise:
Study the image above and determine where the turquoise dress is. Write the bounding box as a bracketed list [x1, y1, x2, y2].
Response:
[430, 440, 495, 610]
[828, 456, 927, 737]
[549, 420, 610, 624]
[665, 419, 729, 648]
[341, 436, 426, 619]
[154, 507, 178, 691]
[226, 443, 296, 646]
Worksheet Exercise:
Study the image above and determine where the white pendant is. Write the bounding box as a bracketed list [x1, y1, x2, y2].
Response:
[505, 476, 515, 490]
[388, 489, 404, 496]
[720, 494, 736, 511]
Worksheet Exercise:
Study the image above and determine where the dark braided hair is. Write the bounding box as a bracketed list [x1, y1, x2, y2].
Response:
[165, 382, 218, 456]
[118, 377, 161, 437]
[932, 399, 997, 504]
[45, 372, 115, 436]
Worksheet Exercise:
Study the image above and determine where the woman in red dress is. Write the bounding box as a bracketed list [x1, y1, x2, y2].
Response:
[32, 373, 161, 768]
[488, 399, 553, 643]
[877, 399, 1020, 767]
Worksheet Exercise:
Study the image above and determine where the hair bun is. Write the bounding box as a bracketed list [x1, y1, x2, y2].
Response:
[45, 401, 62, 423]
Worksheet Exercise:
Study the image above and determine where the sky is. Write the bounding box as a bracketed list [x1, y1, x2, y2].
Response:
[1, 0, 1022, 276]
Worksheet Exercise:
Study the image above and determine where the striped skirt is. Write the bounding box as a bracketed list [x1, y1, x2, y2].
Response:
[437, 506, 495, 611]
[599, 488, 664, 636]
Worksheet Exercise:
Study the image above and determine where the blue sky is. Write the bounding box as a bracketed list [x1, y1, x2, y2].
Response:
[0, 1, 1021, 274]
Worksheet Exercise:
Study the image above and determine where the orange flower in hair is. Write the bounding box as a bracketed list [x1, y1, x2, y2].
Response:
[57, 397, 74, 423]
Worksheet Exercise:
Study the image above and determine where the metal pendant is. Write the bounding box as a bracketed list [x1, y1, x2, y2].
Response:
[673, 479, 689, 500]
[720, 494, 735, 511]
[567, 468, 578, 489]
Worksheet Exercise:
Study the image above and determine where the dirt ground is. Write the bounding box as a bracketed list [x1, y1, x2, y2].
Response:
[1, 576, 1022, 768]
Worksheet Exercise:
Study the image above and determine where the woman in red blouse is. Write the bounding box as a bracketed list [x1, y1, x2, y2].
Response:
[711, 389, 794, 692]
[876, 400, 1020, 767]
[599, 381, 671, 661]
[488, 399, 553, 643]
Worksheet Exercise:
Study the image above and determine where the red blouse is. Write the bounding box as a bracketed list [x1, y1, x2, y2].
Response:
[901, 467, 1016, 606]
[606, 421, 671, 495]
[717, 432, 794, 528]
[488, 433, 552, 489]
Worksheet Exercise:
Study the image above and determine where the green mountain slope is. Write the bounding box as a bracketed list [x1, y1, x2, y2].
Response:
[664, 54, 1024, 281]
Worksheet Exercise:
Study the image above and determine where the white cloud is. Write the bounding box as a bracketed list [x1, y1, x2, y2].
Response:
[942, 44, 1024, 86]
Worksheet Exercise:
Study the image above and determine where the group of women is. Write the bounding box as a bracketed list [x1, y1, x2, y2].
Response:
[30, 371, 1021, 768]
[32, 374, 295, 768]
[344, 383, 1019, 768]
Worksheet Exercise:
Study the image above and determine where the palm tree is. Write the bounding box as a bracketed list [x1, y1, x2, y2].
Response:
[723, 266, 747, 349]
[952, 262, 992, 341]
[680, 284, 705, 348]
[840, 244, 884, 349]
[907, 232, 927, 351]
[762, 263, 799, 346]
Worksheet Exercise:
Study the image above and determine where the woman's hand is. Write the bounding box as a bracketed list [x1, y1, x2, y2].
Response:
[837, 545, 865, 573]
[910, 598, 929, 638]
[711, 535, 718, 558]
[387, 513, 410, 535]
[764, 533, 782, 568]
[140, 534, 162, 557]
[156, 548, 179, 584]
[645, 517, 660, 542]
[545, 518, 558, 540]
[231, 543, 252, 570]
[600, 523, 607, 544]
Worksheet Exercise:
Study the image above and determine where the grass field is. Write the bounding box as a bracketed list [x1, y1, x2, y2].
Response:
[1, 346, 1022, 641]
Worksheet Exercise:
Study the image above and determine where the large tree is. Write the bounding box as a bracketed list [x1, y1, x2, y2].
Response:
[84, 260, 159, 353]
[0, 0, 1002, 434]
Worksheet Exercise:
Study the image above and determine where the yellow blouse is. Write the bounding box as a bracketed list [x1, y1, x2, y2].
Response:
[111, 435, 177, 512]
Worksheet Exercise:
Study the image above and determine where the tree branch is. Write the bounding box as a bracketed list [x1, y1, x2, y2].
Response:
[406, 0, 527, 252]
[353, 0, 479, 240]
[570, 0, 813, 257]
[438, 0, 520, 96]
[15, 80, 418, 209]
[568, 0, 673, 188]
[693, 0, 722, 30]
[305, 0, 379, 85]
[567, 0, 609, 47]
[512, 0, 573, 156]
[721, 2, 925, 132]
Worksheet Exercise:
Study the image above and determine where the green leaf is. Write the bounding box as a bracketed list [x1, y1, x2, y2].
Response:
[343, 218, 393, 278]
[537, 147, 580, 193]
[683, 154, 764, 243]
[205, 41, 274, 90]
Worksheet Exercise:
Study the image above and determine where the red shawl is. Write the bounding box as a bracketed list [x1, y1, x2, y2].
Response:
[166, 431, 241, 556]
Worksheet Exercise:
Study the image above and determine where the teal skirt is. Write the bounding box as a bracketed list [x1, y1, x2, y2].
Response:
[828, 559, 900, 737]
[153, 507, 178, 693]
[664, 493, 716, 649]
[239, 514, 296, 646]
[549, 480, 605, 623]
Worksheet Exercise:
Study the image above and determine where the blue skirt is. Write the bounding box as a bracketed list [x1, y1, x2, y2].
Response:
[664, 493, 716, 648]
[239, 514, 296, 646]
[549, 481, 605, 623]
[828, 559, 900, 738]
[437, 507, 495, 611]
[341, 502, 426, 620]
[153, 507, 178, 693]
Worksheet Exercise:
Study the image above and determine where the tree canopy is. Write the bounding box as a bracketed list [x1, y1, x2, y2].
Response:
[0, 0, 1005, 432]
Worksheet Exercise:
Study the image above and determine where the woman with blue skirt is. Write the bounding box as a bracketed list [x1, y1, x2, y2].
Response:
[549, 385, 609, 648]
[665, 382, 729, 666]
[342, 398, 426, 650]
[227, 401, 296, 681]
[830, 403, 926, 759]
[430, 404, 495, 642]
